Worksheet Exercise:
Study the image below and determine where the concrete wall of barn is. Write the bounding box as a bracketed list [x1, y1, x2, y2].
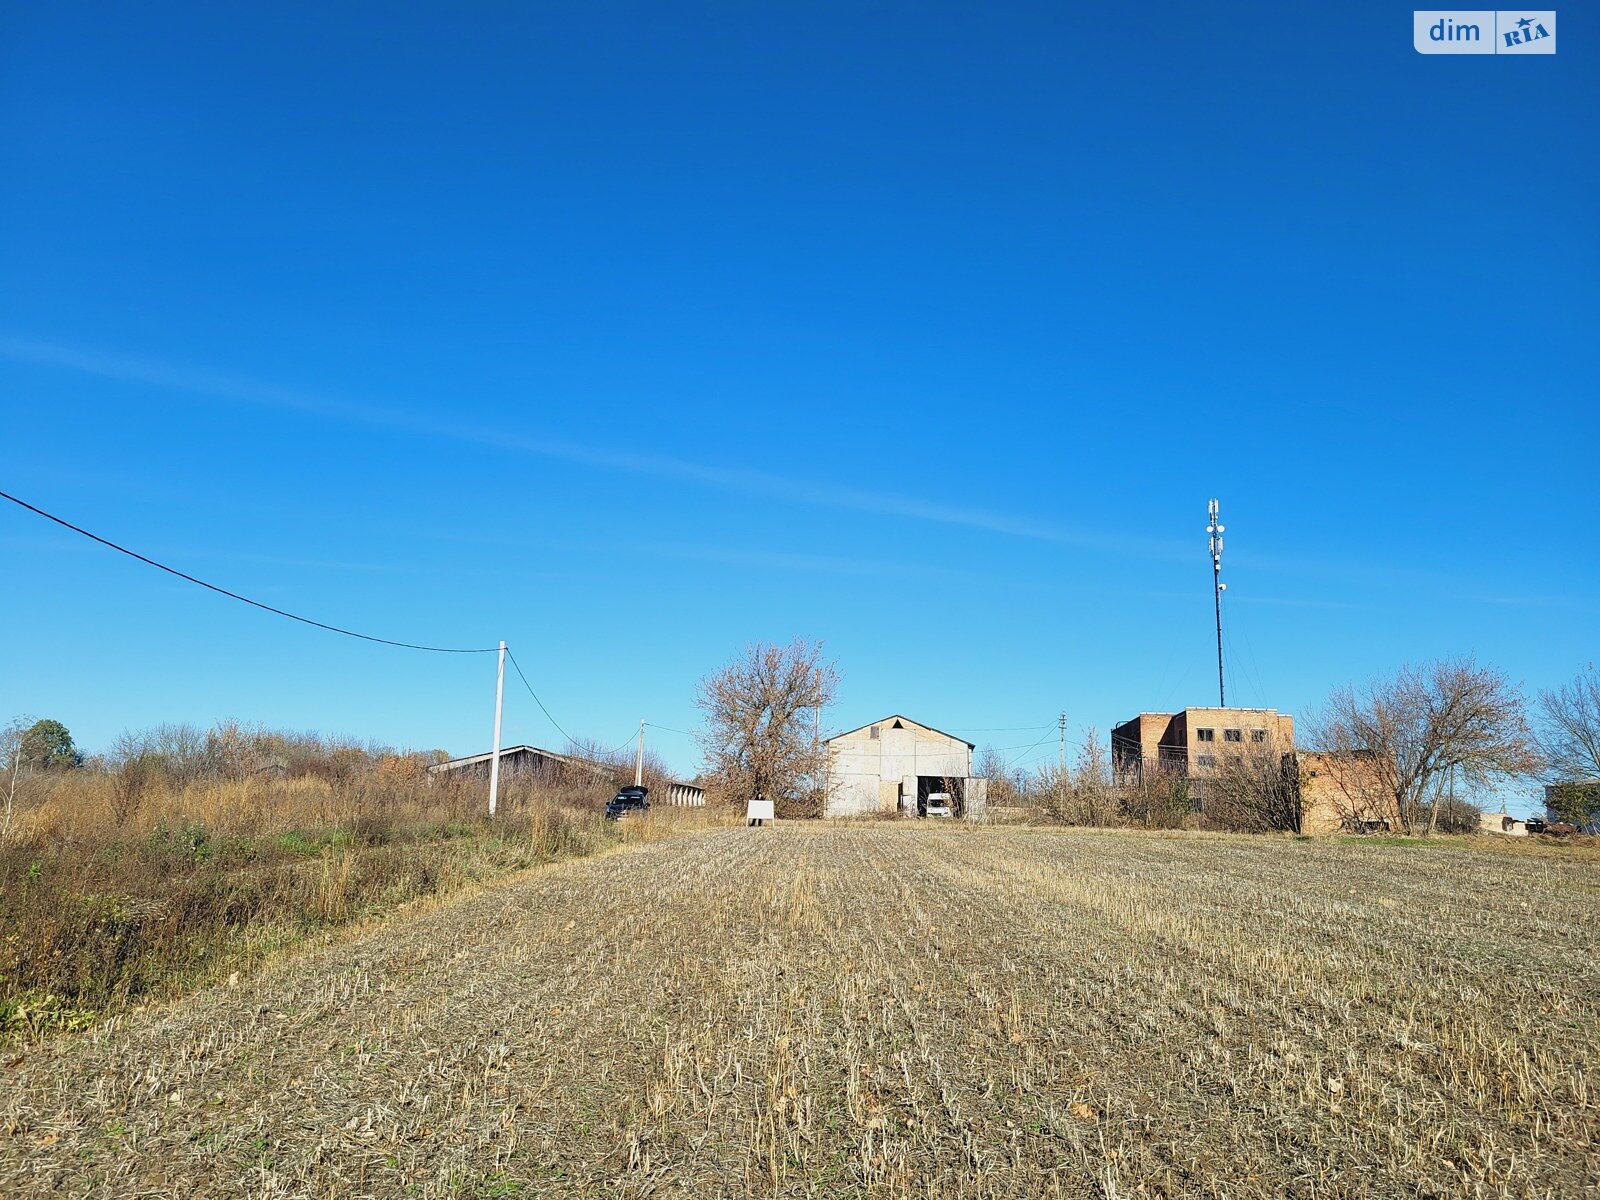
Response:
[824, 719, 977, 819]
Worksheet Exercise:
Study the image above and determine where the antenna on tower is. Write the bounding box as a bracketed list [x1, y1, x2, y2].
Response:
[1207, 498, 1226, 707]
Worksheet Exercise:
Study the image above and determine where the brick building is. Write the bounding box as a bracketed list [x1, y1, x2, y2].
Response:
[1110, 707, 1295, 788]
[1110, 708, 1400, 833]
[1292, 751, 1400, 834]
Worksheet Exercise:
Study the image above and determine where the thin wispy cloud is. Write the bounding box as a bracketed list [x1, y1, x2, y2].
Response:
[0, 336, 1182, 559]
[426, 529, 977, 582]
[1464, 592, 1600, 613]
[187, 551, 414, 574]
[8, 536, 413, 575]
[1228, 593, 1375, 611]
[632, 540, 981, 581]
[8, 336, 1591, 616]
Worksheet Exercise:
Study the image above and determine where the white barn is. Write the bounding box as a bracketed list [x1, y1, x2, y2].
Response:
[824, 715, 988, 820]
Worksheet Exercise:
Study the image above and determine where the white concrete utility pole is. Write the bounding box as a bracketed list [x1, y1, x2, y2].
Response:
[1059, 712, 1067, 772]
[488, 640, 506, 816]
[634, 719, 646, 787]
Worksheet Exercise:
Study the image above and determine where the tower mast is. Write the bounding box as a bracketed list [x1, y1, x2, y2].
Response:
[1207, 499, 1227, 707]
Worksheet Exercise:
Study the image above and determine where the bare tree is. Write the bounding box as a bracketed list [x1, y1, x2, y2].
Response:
[1, 717, 28, 843]
[1029, 761, 1069, 822]
[1536, 666, 1600, 783]
[1534, 667, 1600, 832]
[1311, 658, 1539, 836]
[564, 735, 680, 797]
[1120, 765, 1192, 829]
[1207, 746, 1302, 833]
[974, 746, 1033, 818]
[1029, 728, 1121, 826]
[695, 639, 838, 816]
[111, 723, 214, 786]
[1430, 791, 1484, 834]
[974, 746, 1008, 790]
[1067, 727, 1120, 826]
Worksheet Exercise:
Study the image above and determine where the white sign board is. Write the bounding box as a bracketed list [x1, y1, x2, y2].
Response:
[746, 799, 775, 821]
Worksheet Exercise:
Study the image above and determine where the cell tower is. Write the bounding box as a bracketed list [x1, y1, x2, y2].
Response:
[1207, 498, 1226, 707]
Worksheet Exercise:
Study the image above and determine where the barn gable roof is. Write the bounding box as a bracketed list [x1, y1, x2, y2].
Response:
[826, 715, 975, 750]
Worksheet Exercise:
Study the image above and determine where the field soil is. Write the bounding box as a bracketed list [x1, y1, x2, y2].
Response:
[1, 826, 1595, 1198]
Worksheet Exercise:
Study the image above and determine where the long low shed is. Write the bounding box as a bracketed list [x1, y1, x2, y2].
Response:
[428, 745, 705, 805]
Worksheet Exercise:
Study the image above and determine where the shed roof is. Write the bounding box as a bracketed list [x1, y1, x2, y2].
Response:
[427, 744, 705, 793]
[427, 744, 607, 776]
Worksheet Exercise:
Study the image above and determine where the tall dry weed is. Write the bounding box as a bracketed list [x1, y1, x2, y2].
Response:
[0, 758, 641, 1043]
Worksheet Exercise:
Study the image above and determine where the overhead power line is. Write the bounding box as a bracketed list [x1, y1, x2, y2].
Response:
[1000, 730, 1058, 769]
[4, 488, 608, 776]
[504, 646, 576, 746]
[950, 724, 1055, 733]
[4, 489, 596, 759]
[605, 731, 640, 757]
[0, 483, 499, 652]
[0, 487, 498, 653]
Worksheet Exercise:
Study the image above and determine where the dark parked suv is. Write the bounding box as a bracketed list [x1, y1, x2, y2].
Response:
[605, 785, 650, 821]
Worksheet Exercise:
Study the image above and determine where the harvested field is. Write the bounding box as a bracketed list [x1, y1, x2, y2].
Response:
[1, 826, 1596, 1198]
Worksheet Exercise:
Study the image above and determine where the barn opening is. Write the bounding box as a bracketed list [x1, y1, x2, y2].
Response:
[917, 775, 965, 817]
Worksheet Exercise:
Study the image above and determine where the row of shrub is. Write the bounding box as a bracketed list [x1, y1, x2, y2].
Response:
[0, 723, 651, 1043]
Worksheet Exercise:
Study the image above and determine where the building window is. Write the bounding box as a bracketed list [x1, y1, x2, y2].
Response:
[1197, 754, 1217, 768]
[1251, 729, 1267, 743]
[1224, 729, 1242, 743]
[869, 725, 880, 740]
[1195, 728, 1215, 742]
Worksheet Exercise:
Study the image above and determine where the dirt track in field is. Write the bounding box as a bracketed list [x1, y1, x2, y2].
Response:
[2, 825, 1596, 1199]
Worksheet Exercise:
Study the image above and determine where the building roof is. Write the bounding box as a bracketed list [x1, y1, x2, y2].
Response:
[825, 715, 976, 750]
[427, 744, 608, 776]
[427, 744, 705, 793]
[1114, 707, 1288, 725]
[1179, 706, 1286, 714]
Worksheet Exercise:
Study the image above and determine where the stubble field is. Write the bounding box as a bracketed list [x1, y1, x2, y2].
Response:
[1, 825, 1595, 1198]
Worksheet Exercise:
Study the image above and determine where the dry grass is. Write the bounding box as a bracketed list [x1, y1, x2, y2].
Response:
[0, 824, 1594, 1198]
[0, 769, 731, 1043]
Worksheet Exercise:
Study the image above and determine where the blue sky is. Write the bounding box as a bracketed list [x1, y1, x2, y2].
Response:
[1, 3, 1594, 809]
